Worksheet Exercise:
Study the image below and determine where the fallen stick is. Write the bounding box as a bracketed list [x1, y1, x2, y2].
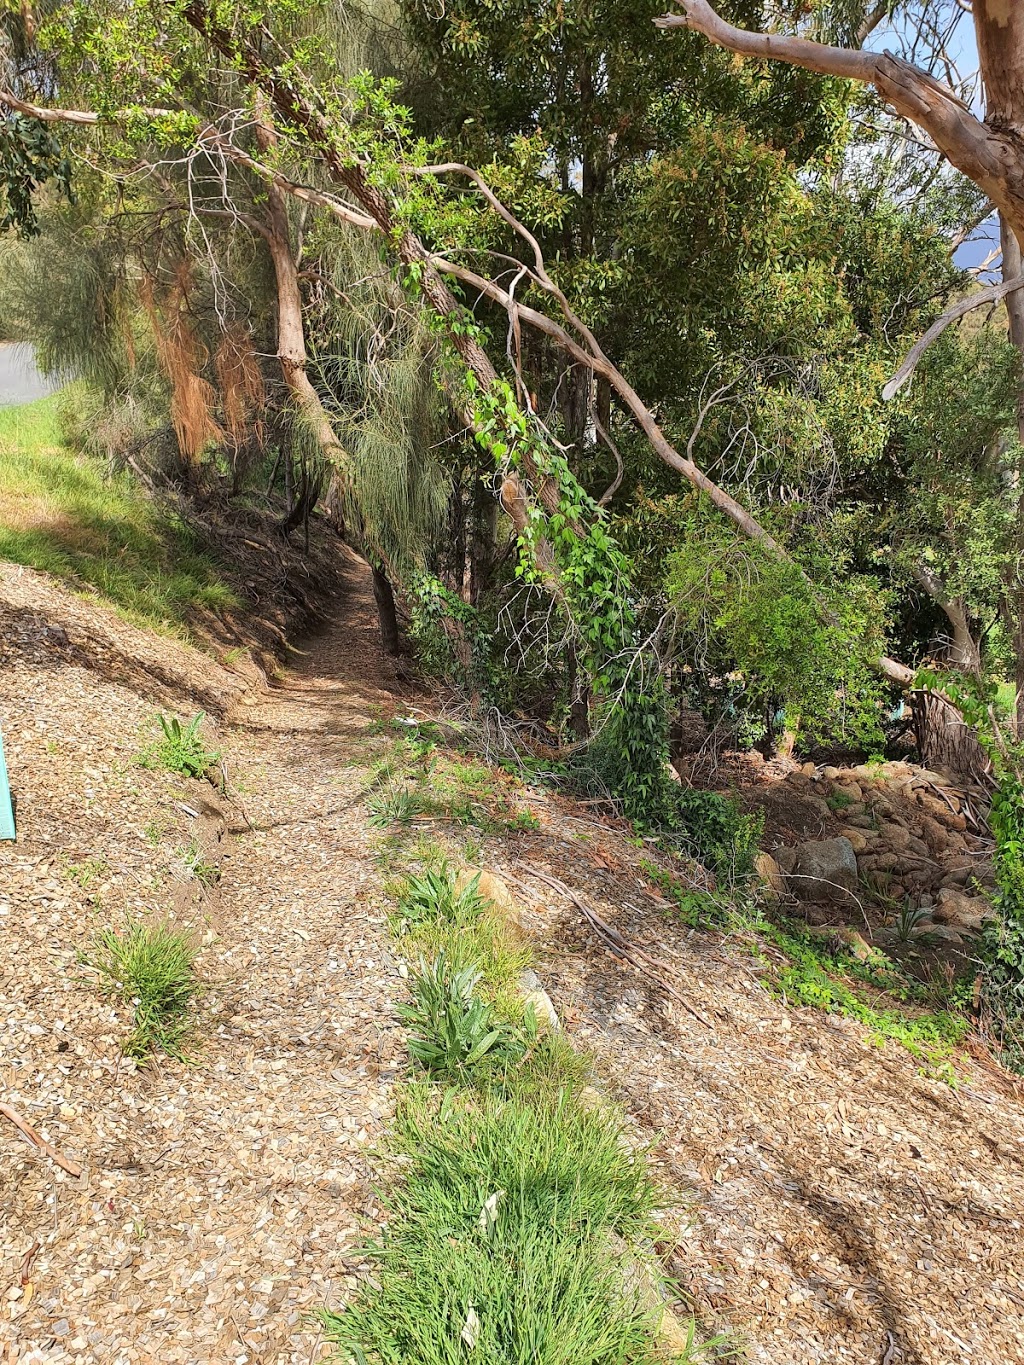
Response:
[0, 1103, 83, 1177]
[519, 863, 715, 1030]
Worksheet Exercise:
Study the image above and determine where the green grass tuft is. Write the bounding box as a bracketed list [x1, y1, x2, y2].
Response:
[0, 396, 237, 634]
[82, 920, 200, 1062]
[138, 712, 221, 779]
[319, 1084, 671, 1365]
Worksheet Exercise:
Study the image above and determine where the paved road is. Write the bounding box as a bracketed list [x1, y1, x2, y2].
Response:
[0, 343, 57, 406]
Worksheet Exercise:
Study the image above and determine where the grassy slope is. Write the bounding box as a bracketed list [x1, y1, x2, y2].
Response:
[0, 395, 236, 634]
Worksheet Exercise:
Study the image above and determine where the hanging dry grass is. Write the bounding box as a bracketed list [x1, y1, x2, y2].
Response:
[141, 267, 224, 465]
[214, 322, 266, 449]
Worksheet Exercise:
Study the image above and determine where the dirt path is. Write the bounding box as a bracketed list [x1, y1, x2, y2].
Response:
[1, 554, 409, 1364]
[5, 552, 1024, 1365]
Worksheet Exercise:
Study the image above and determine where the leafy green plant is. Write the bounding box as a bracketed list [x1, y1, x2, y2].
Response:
[673, 788, 764, 885]
[398, 866, 485, 928]
[81, 920, 199, 1061]
[827, 790, 854, 812]
[398, 952, 534, 1078]
[140, 713, 220, 779]
[366, 784, 426, 827]
[62, 855, 108, 890]
[892, 901, 935, 945]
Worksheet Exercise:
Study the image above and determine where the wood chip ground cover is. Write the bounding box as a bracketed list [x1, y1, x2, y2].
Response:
[3, 554, 1024, 1363]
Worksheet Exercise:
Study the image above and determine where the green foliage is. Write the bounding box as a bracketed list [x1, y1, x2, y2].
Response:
[759, 918, 969, 1067]
[915, 669, 1024, 1069]
[0, 397, 238, 633]
[179, 836, 220, 889]
[82, 920, 199, 1062]
[139, 713, 220, 779]
[638, 859, 730, 929]
[0, 112, 74, 236]
[673, 788, 764, 885]
[399, 951, 536, 1078]
[366, 783, 427, 827]
[397, 866, 486, 928]
[665, 511, 888, 752]
[319, 1081, 676, 1365]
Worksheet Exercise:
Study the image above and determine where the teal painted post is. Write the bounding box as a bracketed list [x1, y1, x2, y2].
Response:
[0, 726, 15, 840]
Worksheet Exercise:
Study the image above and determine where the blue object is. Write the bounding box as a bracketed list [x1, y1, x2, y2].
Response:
[0, 726, 15, 840]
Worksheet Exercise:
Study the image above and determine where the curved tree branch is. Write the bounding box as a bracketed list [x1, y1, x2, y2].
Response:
[654, 0, 1024, 243]
[883, 271, 1024, 398]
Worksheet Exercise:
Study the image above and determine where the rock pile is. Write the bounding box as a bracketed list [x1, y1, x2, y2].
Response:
[765, 760, 994, 944]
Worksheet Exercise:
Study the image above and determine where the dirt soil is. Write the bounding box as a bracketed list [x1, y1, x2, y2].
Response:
[4, 556, 1024, 1365]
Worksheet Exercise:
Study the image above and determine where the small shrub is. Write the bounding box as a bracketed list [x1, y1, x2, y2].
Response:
[826, 790, 854, 812]
[140, 713, 220, 779]
[82, 920, 199, 1061]
[366, 784, 426, 827]
[398, 952, 535, 1078]
[673, 788, 764, 884]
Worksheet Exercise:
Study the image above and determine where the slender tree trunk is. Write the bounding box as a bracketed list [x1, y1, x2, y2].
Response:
[1000, 216, 1024, 735]
[371, 562, 401, 655]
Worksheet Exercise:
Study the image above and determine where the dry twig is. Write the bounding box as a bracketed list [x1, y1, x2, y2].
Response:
[0, 1102, 84, 1177]
[519, 863, 715, 1030]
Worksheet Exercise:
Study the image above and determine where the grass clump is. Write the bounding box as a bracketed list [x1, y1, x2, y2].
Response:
[0, 395, 237, 634]
[391, 863, 531, 1019]
[320, 1084, 672, 1365]
[82, 919, 199, 1062]
[139, 712, 220, 779]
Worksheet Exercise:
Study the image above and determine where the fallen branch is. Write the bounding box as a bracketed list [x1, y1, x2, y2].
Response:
[519, 862, 715, 1030]
[0, 1102, 83, 1177]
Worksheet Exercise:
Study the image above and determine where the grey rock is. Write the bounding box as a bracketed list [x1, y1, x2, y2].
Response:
[789, 836, 859, 902]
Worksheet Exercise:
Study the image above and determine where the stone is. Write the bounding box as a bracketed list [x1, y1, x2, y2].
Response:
[456, 867, 516, 914]
[823, 766, 843, 781]
[789, 836, 858, 901]
[754, 852, 786, 897]
[861, 851, 898, 873]
[844, 813, 874, 829]
[774, 846, 798, 875]
[886, 825, 912, 851]
[934, 888, 994, 935]
[834, 780, 863, 802]
[806, 924, 876, 962]
[519, 969, 560, 1030]
[924, 924, 964, 945]
[839, 828, 869, 854]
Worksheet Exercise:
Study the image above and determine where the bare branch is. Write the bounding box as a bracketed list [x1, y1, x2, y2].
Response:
[883, 272, 1024, 399]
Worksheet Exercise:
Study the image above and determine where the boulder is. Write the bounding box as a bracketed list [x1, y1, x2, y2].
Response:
[933, 887, 994, 935]
[789, 836, 859, 901]
[774, 846, 798, 875]
[754, 852, 787, 898]
[806, 924, 876, 962]
[456, 867, 516, 915]
[839, 827, 869, 854]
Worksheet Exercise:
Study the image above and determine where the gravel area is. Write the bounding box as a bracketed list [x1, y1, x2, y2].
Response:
[1, 556, 410, 1364]
[5, 552, 1024, 1365]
